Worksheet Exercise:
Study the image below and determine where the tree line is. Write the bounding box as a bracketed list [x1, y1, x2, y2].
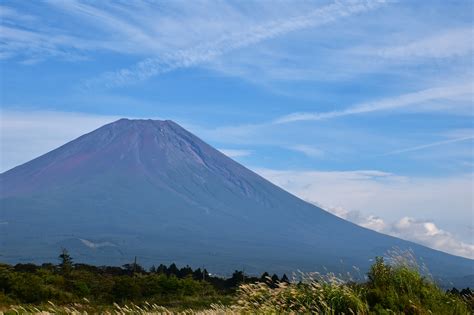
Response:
[0, 249, 287, 307]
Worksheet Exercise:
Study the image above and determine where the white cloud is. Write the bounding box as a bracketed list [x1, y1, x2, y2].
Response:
[322, 208, 474, 259]
[274, 83, 474, 123]
[388, 217, 474, 259]
[255, 167, 474, 258]
[218, 149, 252, 158]
[79, 238, 116, 249]
[289, 145, 325, 158]
[360, 215, 387, 232]
[357, 28, 474, 60]
[342, 212, 474, 259]
[318, 205, 386, 232]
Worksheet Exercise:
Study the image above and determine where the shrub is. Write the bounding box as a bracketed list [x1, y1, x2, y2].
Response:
[365, 256, 470, 314]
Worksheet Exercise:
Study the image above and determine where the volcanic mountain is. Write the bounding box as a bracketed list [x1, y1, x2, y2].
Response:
[0, 119, 472, 285]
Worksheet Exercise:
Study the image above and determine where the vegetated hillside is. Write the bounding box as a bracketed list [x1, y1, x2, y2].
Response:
[0, 119, 472, 287]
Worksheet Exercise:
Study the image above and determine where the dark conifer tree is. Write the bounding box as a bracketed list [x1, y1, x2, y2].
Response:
[260, 272, 270, 282]
[271, 274, 280, 283]
[156, 264, 167, 274]
[58, 248, 73, 276]
[193, 268, 203, 280]
[227, 270, 244, 287]
[178, 265, 193, 278]
[168, 263, 179, 276]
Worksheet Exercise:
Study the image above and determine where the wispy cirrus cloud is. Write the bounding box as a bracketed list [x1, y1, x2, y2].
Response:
[354, 27, 474, 60]
[382, 136, 474, 156]
[0, 5, 36, 23]
[49, 0, 157, 47]
[0, 24, 110, 63]
[0, 2, 158, 61]
[274, 83, 473, 123]
[83, 0, 387, 88]
[1, 0, 388, 76]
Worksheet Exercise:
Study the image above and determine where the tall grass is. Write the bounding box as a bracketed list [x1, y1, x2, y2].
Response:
[233, 250, 470, 314]
[235, 274, 368, 314]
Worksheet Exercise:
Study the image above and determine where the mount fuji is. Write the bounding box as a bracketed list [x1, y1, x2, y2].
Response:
[1, 119, 472, 286]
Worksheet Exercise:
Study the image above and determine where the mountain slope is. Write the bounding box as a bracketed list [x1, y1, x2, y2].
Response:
[0, 119, 472, 285]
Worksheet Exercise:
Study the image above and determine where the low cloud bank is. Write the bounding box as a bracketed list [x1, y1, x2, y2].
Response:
[256, 168, 474, 259]
[325, 205, 474, 259]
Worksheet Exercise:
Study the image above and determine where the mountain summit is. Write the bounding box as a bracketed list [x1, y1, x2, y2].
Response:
[0, 119, 472, 285]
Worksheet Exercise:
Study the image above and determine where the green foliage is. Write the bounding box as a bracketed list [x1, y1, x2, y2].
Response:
[365, 256, 470, 314]
[0, 260, 229, 309]
[0, 252, 471, 314]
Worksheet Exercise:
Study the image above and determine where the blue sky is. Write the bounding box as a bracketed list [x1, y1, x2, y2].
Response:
[1, 0, 473, 258]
